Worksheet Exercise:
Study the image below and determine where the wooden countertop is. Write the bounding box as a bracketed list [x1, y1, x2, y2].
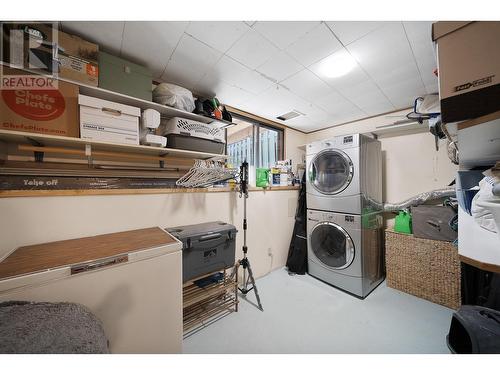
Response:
[459, 254, 500, 274]
[0, 185, 300, 198]
[0, 227, 177, 280]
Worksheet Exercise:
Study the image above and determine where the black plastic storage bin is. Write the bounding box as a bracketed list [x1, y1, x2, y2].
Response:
[165, 134, 226, 155]
[166, 221, 237, 282]
[447, 305, 500, 353]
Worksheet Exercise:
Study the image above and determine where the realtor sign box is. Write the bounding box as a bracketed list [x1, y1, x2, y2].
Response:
[0, 67, 79, 137]
[1, 22, 99, 86]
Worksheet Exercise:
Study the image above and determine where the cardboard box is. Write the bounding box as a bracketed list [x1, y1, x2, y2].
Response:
[57, 30, 99, 86]
[2, 22, 99, 86]
[432, 21, 500, 123]
[79, 94, 140, 145]
[0, 68, 79, 137]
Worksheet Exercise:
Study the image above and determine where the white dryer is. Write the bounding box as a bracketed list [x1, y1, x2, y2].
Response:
[306, 134, 382, 214]
[307, 209, 384, 298]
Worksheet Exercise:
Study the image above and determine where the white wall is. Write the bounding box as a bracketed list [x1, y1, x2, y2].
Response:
[0, 109, 457, 277]
[0, 190, 298, 279]
[285, 127, 306, 174]
[0, 129, 306, 279]
[306, 110, 458, 205]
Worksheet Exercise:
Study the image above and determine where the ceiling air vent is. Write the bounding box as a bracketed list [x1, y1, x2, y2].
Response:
[277, 110, 303, 121]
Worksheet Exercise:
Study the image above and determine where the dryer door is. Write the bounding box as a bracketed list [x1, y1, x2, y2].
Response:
[308, 149, 353, 195]
[310, 222, 355, 269]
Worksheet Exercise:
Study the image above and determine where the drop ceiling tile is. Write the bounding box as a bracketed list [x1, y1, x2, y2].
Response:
[309, 48, 369, 90]
[347, 23, 415, 80]
[253, 21, 319, 49]
[185, 21, 249, 53]
[375, 63, 421, 89]
[403, 21, 438, 87]
[286, 23, 343, 67]
[326, 21, 392, 45]
[161, 34, 222, 89]
[241, 95, 289, 120]
[202, 56, 274, 95]
[315, 90, 364, 118]
[195, 76, 255, 107]
[256, 51, 303, 83]
[232, 70, 274, 96]
[121, 21, 187, 78]
[380, 74, 425, 109]
[304, 105, 331, 125]
[336, 111, 367, 125]
[61, 21, 124, 55]
[226, 28, 280, 69]
[283, 116, 321, 131]
[339, 80, 395, 116]
[425, 82, 439, 95]
[250, 85, 311, 117]
[280, 69, 333, 102]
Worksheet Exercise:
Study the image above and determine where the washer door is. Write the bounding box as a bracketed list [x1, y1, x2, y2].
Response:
[308, 149, 354, 195]
[310, 222, 355, 269]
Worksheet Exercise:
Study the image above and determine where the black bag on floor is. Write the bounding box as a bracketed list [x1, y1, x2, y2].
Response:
[447, 305, 500, 353]
[286, 173, 307, 274]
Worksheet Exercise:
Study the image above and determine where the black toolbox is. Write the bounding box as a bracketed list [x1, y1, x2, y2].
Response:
[166, 221, 237, 282]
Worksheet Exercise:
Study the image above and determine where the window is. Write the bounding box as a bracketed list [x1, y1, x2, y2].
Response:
[226, 116, 284, 171]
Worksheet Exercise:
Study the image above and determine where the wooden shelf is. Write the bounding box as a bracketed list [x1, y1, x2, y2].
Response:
[459, 254, 500, 274]
[0, 129, 226, 160]
[1, 62, 235, 129]
[182, 266, 238, 337]
[371, 121, 428, 138]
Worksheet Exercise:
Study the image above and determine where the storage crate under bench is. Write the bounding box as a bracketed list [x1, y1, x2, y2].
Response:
[385, 229, 461, 310]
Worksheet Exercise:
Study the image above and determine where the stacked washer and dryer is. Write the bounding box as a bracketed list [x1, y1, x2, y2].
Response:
[306, 134, 384, 298]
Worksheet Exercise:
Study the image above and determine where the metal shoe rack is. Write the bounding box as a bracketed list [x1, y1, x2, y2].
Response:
[182, 265, 238, 337]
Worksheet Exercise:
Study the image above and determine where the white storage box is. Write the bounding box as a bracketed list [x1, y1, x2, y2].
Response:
[79, 94, 140, 145]
[158, 117, 225, 143]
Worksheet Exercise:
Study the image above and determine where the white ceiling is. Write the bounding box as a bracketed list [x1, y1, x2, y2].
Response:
[61, 21, 438, 133]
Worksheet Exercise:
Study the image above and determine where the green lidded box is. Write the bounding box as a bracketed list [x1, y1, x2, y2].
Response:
[98, 51, 153, 101]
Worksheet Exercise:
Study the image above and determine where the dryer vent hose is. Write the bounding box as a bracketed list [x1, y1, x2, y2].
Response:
[382, 187, 456, 212]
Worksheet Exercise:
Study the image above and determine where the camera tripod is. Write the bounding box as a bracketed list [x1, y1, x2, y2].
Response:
[231, 161, 263, 311]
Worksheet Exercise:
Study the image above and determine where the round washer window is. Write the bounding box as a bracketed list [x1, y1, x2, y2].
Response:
[309, 150, 353, 195]
[310, 222, 355, 269]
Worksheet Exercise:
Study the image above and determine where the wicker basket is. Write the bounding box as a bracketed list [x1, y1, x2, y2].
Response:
[385, 230, 461, 310]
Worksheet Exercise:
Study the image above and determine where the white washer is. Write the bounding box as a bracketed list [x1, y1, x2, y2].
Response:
[307, 209, 384, 298]
[306, 134, 382, 214]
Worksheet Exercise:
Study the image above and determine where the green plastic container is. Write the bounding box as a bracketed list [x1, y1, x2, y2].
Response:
[394, 210, 412, 234]
[256, 168, 270, 187]
[98, 51, 153, 101]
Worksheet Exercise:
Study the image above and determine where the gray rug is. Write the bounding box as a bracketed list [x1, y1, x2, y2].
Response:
[0, 301, 109, 354]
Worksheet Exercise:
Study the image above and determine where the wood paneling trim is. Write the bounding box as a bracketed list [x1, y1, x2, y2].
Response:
[0, 185, 299, 198]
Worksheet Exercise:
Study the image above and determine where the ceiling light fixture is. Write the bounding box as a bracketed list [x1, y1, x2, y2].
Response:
[318, 51, 357, 78]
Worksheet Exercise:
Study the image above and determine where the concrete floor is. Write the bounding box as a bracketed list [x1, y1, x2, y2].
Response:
[183, 268, 454, 354]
